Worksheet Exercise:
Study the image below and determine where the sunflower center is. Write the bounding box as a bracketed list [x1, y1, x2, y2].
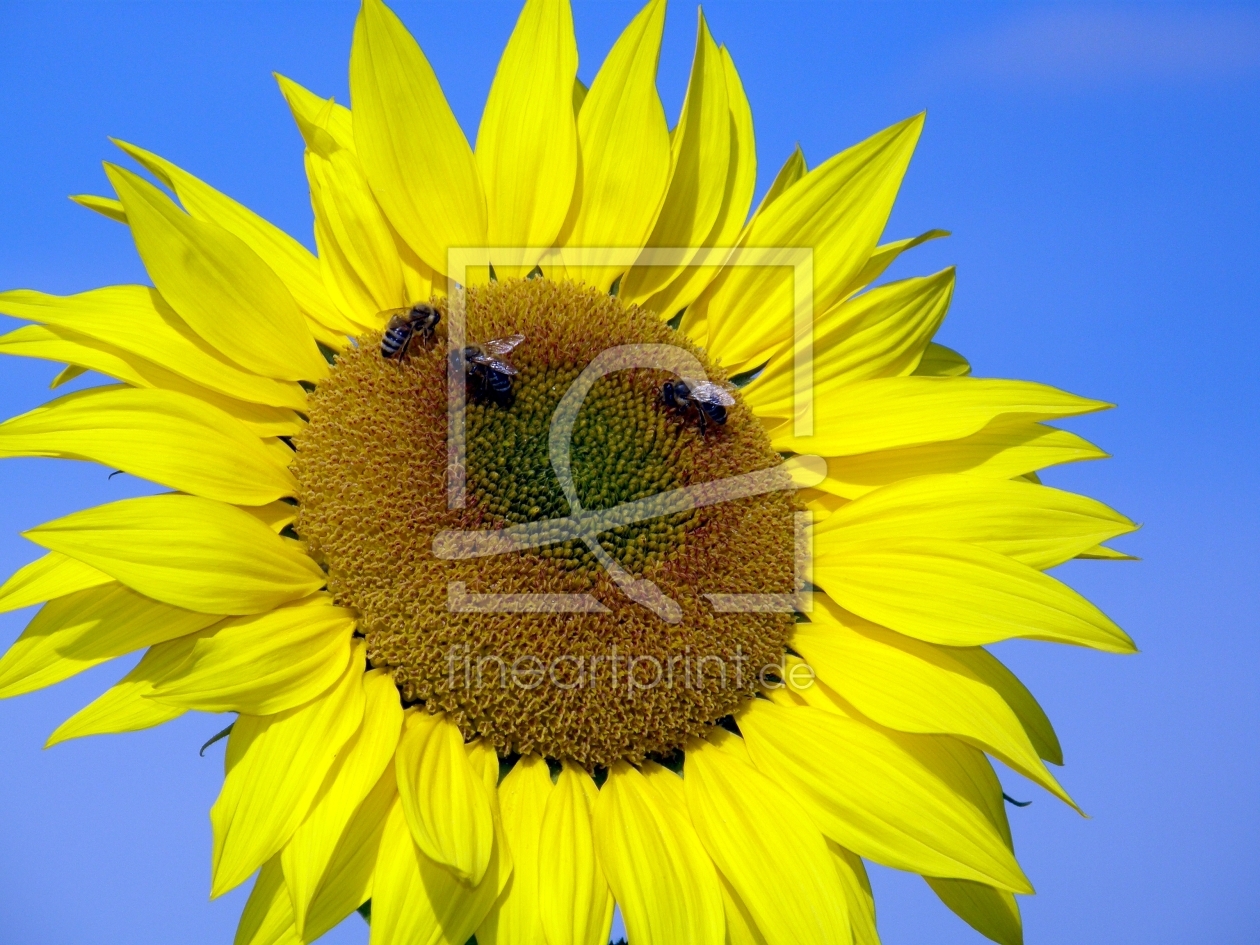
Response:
[465, 356, 698, 578]
[294, 279, 797, 768]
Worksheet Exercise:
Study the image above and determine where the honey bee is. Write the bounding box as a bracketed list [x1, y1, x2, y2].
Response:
[379, 303, 440, 359]
[661, 377, 736, 435]
[452, 334, 525, 406]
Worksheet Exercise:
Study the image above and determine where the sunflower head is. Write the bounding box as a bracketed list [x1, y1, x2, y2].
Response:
[296, 277, 797, 766]
[0, 1, 1136, 944]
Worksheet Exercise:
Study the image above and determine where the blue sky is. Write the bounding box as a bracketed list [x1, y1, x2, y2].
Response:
[0, 2, 1256, 943]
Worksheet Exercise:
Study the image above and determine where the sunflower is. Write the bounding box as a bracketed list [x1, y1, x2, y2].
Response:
[0, 1, 1136, 944]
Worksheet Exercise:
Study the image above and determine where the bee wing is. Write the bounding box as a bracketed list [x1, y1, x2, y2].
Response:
[686, 380, 736, 406]
[378, 306, 414, 323]
[481, 333, 525, 356]
[470, 355, 518, 375]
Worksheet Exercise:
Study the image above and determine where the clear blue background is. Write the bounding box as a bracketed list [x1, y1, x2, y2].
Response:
[0, 2, 1255, 943]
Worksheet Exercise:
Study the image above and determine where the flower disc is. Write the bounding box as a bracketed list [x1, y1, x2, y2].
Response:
[294, 279, 797, 766]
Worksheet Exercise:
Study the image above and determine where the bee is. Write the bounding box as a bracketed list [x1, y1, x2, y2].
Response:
[452, 334, 525, 406]
[379, 303, 441, 359]
[661, 377, 736, 435]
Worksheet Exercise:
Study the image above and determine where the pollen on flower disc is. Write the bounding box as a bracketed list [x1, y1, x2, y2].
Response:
[294, 279, 797, 767]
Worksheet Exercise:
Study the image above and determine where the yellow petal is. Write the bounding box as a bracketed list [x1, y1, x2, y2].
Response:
[0, 286, 308, 410]
[795, 600, 1074, 806]
[275, 73, 355, 152]
[110, 139, 354, 339]
[684, 734, 851, 945]
[798, 487, 850, 517]
[284, 669, 403, 936]
[843, 229, 950, 299]
[771, 377, 1110, 457]
[621, 9, 731, 304]
[718, 873, 768, 945]
[739, 699, 1031, 892]
[395, 709, 495, 885]
[706, 725, 754, 766]
[815, 474, 1135, 570]
[1076, 543, 1137, 561]
[25, 494, 326, 616]
[746, 268, 955, 417]
[926, 878, 1023, 945]
[350, 0, 487, 277]
[0, 328, 306, 438]
[0, 551, 111, 615]
[52, 367, 93, 390]
[812, 420, 1106, 501]
[211, 644, 367, 897]
[49, 363, 86, 388]
[538, 762, 615, 945]
[244, 500, 298, 536]
[0, 324, 212, 402]
[791, 670, 1023, 858]
[717, 48, 756, 216]
[260, 441, 294, 471]
[593, 761, 724, 945]
[556, 0, 670, 291]
[368, 799, 434, 945]
[702, 115, 924, 372]
[105, 164, 327, 382]
[149, 597, 355, 715]
[641, 45, 758, 321]
[281, 87, 409, 328]
[947, 646, 1062, 765]
[0, 386, 297, 506]
[0, 583, 219, 699]
[370, 794, 511, 945]
[640, 758, 686, 805]
[399, 240, 441, 305]
[828, 843, 880, 945]
[816, 266, 955, 384]
[677, 142, 806, 348]
[813, 537, 1135, 652]
[476, 0, 579, 263]
[914, 341, 971, 376]
[306, 139, 408, 327]
[477, 755, 552, 945]
[756, 147, 810, 221]
[53, 364, 90, 385]
[367, 801, 438, 945]
[465, 737, 504, 800]
[302, 762, 398, 941]
[45, 627, 216, 746]
[70, 193, 127, 223]
[234, 856, 301, 945]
